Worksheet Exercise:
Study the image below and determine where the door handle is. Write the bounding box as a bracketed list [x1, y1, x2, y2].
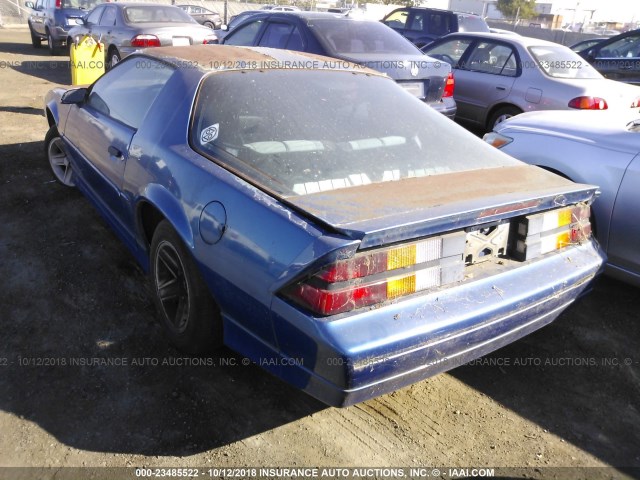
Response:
[108, 145, 123, 158]
[496, 86, 506, 91]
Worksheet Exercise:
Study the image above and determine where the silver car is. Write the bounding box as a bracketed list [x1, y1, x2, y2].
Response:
[485, 109, 640, 286]
[423, 32, 640, 131]
[222, 12, 456, 118]
[68, 3, 217, 69]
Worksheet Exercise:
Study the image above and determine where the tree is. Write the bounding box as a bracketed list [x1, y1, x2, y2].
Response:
[496, 0, 537, 19]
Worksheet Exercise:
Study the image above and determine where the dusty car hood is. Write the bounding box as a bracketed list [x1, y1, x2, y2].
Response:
[497, 109, 640, 154]
[286, 164, 597, 248]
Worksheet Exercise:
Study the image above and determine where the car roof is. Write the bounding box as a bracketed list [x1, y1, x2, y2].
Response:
[438, 31, 566, 48]
[141, 44, 384, 75]
[253, 11, 354, 20]
[111, 2, 184, 8]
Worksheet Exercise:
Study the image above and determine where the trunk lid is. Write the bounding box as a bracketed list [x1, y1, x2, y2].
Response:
[285, 164, 597, 248]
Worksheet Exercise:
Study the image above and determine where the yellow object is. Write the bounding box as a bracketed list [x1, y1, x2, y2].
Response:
[70, 36, 105, 86]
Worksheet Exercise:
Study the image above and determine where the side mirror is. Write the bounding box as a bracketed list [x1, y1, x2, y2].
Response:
[221, 24, 228, 31]
[61, 88, 88, 105]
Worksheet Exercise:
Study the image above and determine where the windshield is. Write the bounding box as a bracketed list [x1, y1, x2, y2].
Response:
[308, 19, 420, 56]
[191, 70, 518, 197]
[124, 6, 194, 23]
[529, 45, 602, 79]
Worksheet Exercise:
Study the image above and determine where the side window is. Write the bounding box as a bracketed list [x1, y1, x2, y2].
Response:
[463, 42, 517, 75]
[407, 12, 425, 32]
[85, 6, 103, 25]
[286, 26, 303, 51]
[598, 35, 640, 59]
[87, 58, 174, 129]
[35, 0, 44, 10]
[383, 10, 408, 29]
[427, 13, 451, 36]
[99, 6, 116, 26]
[223, 20, 263, 46]
[259, 22, 294, 49]
[425, 38, 473, 66]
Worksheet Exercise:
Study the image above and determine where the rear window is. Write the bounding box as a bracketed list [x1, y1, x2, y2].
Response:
[191, 70, 518, 197]
[457, 14, 489, 33]
[61, 0, 104, 9]
[308, 19, 419, 56]
[529, 45, 602, 79]
[124, 6, 194, 23]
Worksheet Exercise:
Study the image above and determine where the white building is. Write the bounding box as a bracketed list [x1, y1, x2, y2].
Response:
[446, 0, 637, 24]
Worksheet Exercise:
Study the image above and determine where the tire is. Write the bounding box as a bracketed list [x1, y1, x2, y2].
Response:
[45, 125, 75, 187]
[29, 25, 42, 48]
[204, 21, 214, 29]
[106, 48, 121, 71]
[150, 221, 222, 354]
[47, 30, 59, 55]
[487, 106, 522, 131]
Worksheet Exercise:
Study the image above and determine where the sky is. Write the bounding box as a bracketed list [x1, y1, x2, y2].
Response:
[539, 0, 639, 23]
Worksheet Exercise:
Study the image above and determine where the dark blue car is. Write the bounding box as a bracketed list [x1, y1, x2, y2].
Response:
[222, 11, 456, 118]
[44, 45, 604, 406]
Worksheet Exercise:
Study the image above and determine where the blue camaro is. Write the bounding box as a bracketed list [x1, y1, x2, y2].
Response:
[44, 45, 604, 406]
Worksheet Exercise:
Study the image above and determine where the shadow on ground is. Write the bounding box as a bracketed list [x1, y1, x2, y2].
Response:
[0, 140, 325, 456]
[12, 59, 71, 84]
[451, 277, 640, 474]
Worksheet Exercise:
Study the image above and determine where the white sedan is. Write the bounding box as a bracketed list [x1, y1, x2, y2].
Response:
[485, 109, 640, 286]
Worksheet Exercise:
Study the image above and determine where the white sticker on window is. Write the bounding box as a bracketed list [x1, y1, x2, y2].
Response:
[200, 123, 219, 145]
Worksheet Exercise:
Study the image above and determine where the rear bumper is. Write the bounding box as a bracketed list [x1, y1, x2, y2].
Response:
[429, 96, 456, 119]
[259, 241, 604, 406]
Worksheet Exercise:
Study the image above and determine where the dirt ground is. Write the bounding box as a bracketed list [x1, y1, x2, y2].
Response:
[0, 27, 639, 480]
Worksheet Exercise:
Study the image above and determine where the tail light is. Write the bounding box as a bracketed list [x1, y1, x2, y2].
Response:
[568, 96, 607, 110]
[283, 232, 466, 316]
[283, 204, 592, 317]
[203, 34, 218, 44]
[510, 204, 592, 261]
[483, 132, 513, 148]
[131, 35, 161, 48]
[55, 0, 61, 7]
[443, 72, 455, 98]
[631, 97, 640, 108]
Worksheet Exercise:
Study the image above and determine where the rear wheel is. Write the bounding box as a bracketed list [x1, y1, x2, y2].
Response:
[487, 106, 522, 131]
[150, 221, 222, 354]
[47, 30, 59, 55]
[204, 21, 214, 29]
[106, 47, 121, 70]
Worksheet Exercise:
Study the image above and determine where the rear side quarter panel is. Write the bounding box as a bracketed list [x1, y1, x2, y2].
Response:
[498, 128, 634, 253]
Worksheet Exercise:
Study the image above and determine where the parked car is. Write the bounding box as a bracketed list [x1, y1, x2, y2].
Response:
[575, 29, 640, 84]
[177, 4, 222, 30]
[222, 12, 456, 118]
[43, 45, 604, 406]
[381, 7, 489, 48]
[25, 0, 105, 54]
[67, 3, 217, 69]
[260, 5, 300, 11]
[569, 37, 607, 52]
[214, 9, 262, 41]
[485, 109, 640, 286]
[422, 32, 640, 131]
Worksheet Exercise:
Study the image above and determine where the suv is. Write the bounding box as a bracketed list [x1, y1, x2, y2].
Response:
[381, 7, 489, 48]
[26, 0, 105, 54]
